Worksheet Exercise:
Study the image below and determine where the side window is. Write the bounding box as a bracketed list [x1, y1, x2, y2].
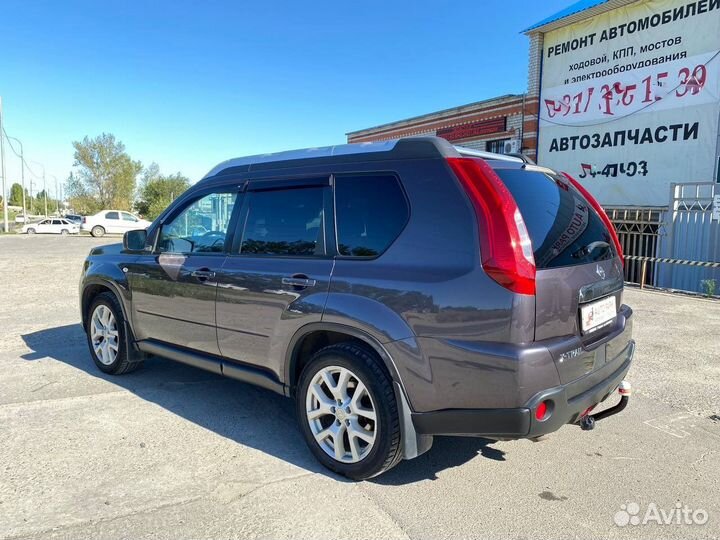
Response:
[121, 212, 138, 222]
[52, 219, 61, 225]
[105, 212, 119, 220]
[335, 174, 408, 257]
[239, 188, 325, 256]
[40, 220, 50, 225]
[158, 191, 237, 254]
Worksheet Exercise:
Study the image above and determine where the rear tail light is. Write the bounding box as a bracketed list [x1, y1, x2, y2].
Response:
[562, 172, 624, 266]
[447, 157, 536, 295]
[82, 217, 86, 223]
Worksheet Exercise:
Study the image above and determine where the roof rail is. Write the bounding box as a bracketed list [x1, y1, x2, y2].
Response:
[204, 140, 399, 178]
[203, 136, 528, 180]
[506, 152, 535, 165]
[453, 146, 525, 163]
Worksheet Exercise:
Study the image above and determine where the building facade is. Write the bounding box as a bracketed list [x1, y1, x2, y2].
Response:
[526, 0, 720, 293]
[346, 94, 539, 161]
[346, 0, 720, 293]
[527, 0, 720, 207]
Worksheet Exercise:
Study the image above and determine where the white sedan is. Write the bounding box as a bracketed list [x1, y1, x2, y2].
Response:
[81, 210, 152, 237]
[23, 218, 80, 235]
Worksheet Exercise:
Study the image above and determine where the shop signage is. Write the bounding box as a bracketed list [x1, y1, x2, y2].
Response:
[436, 117, 506, 141]
[537, 0, 720, 206]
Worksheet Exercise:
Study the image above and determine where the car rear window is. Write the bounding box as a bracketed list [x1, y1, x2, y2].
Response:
[493, 167, 615, 269]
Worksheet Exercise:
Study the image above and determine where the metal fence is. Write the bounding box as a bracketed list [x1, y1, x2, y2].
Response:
[605, 207, 665, 285]
[605, 182, 719, 295]
[656, 182, 719, 294]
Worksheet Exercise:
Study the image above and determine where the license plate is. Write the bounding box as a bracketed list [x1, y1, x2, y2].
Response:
[580, 296, 617, 334]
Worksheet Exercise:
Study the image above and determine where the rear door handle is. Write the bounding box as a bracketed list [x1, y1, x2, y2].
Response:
[282, 276, 316, 288]
[191, 269, 216, 281]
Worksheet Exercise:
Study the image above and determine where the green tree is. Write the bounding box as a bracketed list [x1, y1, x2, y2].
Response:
[35, 190, 63, 214]
[135, 163, 190, 220]
[34, 190, 59, 214]
[9, 183, 24, 206]
[66, 172, 101, 215]
[67, 133, 142, 211]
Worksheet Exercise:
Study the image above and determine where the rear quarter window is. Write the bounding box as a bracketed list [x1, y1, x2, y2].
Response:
[493, 168, 615, 269]
[335, 174, 409, 258]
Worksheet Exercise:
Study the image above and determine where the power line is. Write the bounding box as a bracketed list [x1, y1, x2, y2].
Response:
[1, 127, 44, 179]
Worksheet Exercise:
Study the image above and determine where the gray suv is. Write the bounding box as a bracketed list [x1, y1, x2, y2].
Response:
[79, 137, 634, 479]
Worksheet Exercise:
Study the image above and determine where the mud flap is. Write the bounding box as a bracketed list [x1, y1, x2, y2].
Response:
[394, 381, 433, 460]
[124, 320, 147, 364]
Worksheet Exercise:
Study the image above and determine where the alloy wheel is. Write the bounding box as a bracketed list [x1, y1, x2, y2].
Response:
[90, 304, 119, 366]
[305, 365, 377, 463]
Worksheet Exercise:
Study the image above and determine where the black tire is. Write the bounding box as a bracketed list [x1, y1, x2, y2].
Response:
[91, 225, 105, 237]
[26, 228, 36, 235]
[85, 292, 142, 375]
[60, 229, 69, 236]
[296, 342, 402, 480]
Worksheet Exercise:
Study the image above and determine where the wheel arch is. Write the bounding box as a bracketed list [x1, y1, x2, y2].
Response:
[285, 322, 432, 461]
[284, 322, 403, 398]
[81, 278, 144, 362]
[81, 279, 130, 329]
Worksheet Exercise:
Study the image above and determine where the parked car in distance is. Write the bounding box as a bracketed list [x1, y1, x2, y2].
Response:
[23, 218, 80, 235]
[81, 210, 151, 237]
[64, 214, 83, 225]
[79, 137, 634, 480]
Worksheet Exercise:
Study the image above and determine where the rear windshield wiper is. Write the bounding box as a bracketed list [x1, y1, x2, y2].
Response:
[572, 240, 611, 259]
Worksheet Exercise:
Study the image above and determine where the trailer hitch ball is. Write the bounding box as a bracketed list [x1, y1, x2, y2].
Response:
[579, 380, 632, 430]
[580, 415, 596, 431]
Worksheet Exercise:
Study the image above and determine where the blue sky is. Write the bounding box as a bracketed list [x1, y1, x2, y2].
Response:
[1, 0, 568, 194]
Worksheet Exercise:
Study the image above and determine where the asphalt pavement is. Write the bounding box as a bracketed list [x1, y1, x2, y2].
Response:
[1, 234, 718, 540]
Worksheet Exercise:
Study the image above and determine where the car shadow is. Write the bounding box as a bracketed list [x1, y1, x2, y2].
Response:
[21, 323, 507, 484]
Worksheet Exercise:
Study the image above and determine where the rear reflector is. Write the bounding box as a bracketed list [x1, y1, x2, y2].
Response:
[561, 172, 624, 266]
[447, 157, 536, 295]
[536, 401, 549, 421]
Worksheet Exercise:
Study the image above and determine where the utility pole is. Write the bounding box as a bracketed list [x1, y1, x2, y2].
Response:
[31, 161, 47, 217]
[6, 135, 27, 222]
[0, 96, 8, 233]
[51, 174, 59, 215]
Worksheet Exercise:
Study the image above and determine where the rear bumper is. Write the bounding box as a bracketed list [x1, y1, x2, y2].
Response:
[411, 335, 635, 439]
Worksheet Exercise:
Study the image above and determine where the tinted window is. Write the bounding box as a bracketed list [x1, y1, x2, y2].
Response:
[240, 188, 324, 256]
[122, 212, 138, 222]
[335, 175, 408, 257]
[494, 168, 615, 269]
[158, 191, 237, 253]
[105, 212, 119, 220]
[52, 220, 61, 225]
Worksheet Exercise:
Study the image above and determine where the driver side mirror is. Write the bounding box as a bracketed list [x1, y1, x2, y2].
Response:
[123, 229, 148, 251]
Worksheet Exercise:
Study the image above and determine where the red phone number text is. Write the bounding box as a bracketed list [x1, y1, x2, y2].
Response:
[545, 64, 708, 119]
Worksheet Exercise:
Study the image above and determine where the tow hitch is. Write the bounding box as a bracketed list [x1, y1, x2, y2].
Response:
[579, 380, 631, 431]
